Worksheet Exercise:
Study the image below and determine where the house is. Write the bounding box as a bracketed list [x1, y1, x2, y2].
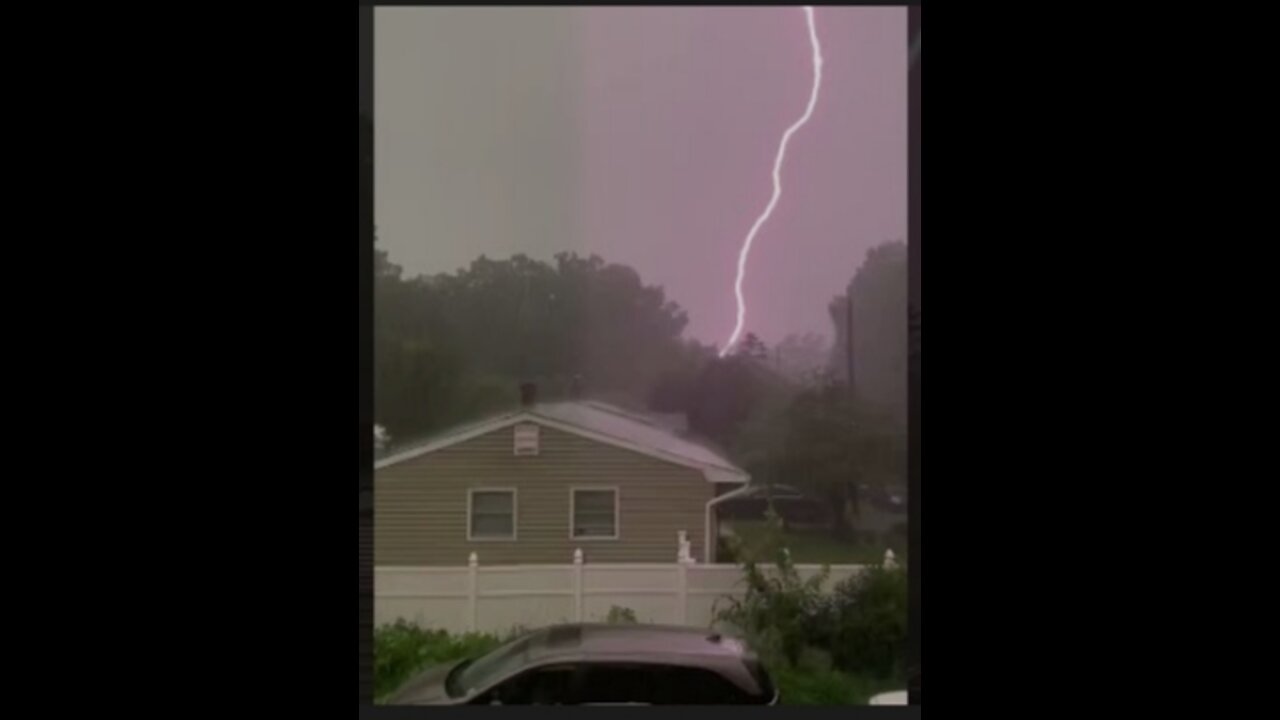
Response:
[374, 387, 750, 566]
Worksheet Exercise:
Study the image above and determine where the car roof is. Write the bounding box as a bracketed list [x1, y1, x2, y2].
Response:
[530, 623, 750, 658]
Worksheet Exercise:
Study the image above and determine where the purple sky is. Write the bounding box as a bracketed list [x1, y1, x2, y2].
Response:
[376, 7, 906, 347]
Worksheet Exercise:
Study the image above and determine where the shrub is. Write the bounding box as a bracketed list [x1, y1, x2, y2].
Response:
[716, 535, 738, 563]
[713, 509, 831, 668]
[715, 508, 908, 699]
[373, 621, 505, 701]
[605, 605, 637, 624]
[826, 565, 907, 679]
[772, 665, 890, 705]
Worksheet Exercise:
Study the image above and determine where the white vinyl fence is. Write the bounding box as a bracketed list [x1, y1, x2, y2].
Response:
[375, 547, 896, 634]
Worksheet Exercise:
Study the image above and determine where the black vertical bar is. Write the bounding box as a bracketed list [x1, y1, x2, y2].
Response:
[358, 2, 374, 707]
[907, 2, 922, 707]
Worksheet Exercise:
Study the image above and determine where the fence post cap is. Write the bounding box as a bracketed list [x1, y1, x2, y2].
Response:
[469, 551, 478, 566]
[573, 548, 583, 564]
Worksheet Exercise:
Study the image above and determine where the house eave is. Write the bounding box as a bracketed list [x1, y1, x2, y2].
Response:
[374, 409, 748, 482]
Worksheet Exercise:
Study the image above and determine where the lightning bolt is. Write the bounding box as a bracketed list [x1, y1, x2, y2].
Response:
[720, 6, 824, 358]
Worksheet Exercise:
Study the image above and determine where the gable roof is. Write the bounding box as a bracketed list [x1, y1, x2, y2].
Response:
[375, 401, 749, 484]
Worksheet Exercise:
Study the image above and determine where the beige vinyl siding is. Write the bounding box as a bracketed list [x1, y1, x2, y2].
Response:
[376, 424, 713, 565]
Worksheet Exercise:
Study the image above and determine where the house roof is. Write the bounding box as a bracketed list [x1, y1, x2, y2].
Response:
[375, 400, 749, 484]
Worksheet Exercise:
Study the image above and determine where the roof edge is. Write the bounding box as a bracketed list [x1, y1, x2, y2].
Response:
[374, 408, 749, 482]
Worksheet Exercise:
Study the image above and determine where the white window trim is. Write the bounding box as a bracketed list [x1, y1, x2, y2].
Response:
[569, 486, 620, 541]
[467, 488, 518, 542]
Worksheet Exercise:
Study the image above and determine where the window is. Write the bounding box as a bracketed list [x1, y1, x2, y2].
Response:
[575, 663, 751, 705]
[469, 489, 516, 540]
[656, 667, 753, 704]
[576, 664, 656, 705]
[485, 665, 575, 705]
[453, 633, 533, 696]
[571, 488, 618, 540]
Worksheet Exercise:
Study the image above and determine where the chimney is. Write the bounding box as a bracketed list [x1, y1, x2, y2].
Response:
[520, 382, 537, 408]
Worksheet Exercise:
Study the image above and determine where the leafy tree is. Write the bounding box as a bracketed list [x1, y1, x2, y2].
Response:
[829, 241, 907, 428]
[774, 375, 903, 539]
[374, 242, 471, 439]
[682, 342, 790, 449]
[373, 248, 701, 443]
[775, 333, 830, 383]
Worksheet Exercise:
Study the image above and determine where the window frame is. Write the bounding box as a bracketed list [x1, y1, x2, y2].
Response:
[467, 487, 518, 542]
[568, 486, 620, 541]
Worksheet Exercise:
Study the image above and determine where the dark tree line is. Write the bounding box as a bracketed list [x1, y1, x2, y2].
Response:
[374, 247, 710, 444]
[374, 237, 907, 539]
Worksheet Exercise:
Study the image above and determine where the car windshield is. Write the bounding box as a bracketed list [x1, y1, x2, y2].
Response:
[449, 633, 538, 697]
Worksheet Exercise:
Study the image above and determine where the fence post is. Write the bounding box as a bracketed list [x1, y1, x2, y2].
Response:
[467, 551, 479, 632]
[884, 548, 897, 569]
[573, 548, 584, 622]
[677, 553, 690, 625]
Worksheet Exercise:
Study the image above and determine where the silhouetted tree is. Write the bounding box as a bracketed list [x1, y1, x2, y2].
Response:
[736, 332, 769, 363]
[373, 249, 701, 442]
[829, 241, 907, 427]
[775, 375, 903, 539]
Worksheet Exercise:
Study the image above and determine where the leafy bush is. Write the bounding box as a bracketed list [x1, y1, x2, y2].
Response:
[605, 605, 637, 624]
[772, 665, 892, 705]
[715, 508, 908, 699]
[826, 565, 907, 679]
[716, 535, 738, 563]
[714, 510, 830, 667]
[373, 621, 505, 701]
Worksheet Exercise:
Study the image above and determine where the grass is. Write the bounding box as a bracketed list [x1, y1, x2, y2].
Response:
[726, 520, 903, 565]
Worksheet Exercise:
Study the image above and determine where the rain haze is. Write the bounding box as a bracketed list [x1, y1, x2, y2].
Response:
[369, 8, 914, 703]
[375, 6, 906, 346]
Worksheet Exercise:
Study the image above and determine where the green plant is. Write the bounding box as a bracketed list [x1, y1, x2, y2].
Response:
[716, 535, 738, 564]
[605, 605, 637, 624]
[373, 621, 505, 701]
[772, 665, 897, 705]
[826, 565, 907, 679]
[715, 508, 907, 702]
[714, 509, 831, 667]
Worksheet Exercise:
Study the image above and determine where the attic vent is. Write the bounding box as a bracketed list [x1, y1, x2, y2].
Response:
[513, 423, 540, 456]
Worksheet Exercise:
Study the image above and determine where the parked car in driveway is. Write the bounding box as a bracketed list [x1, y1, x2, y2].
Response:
[385, 623, 779, 705]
